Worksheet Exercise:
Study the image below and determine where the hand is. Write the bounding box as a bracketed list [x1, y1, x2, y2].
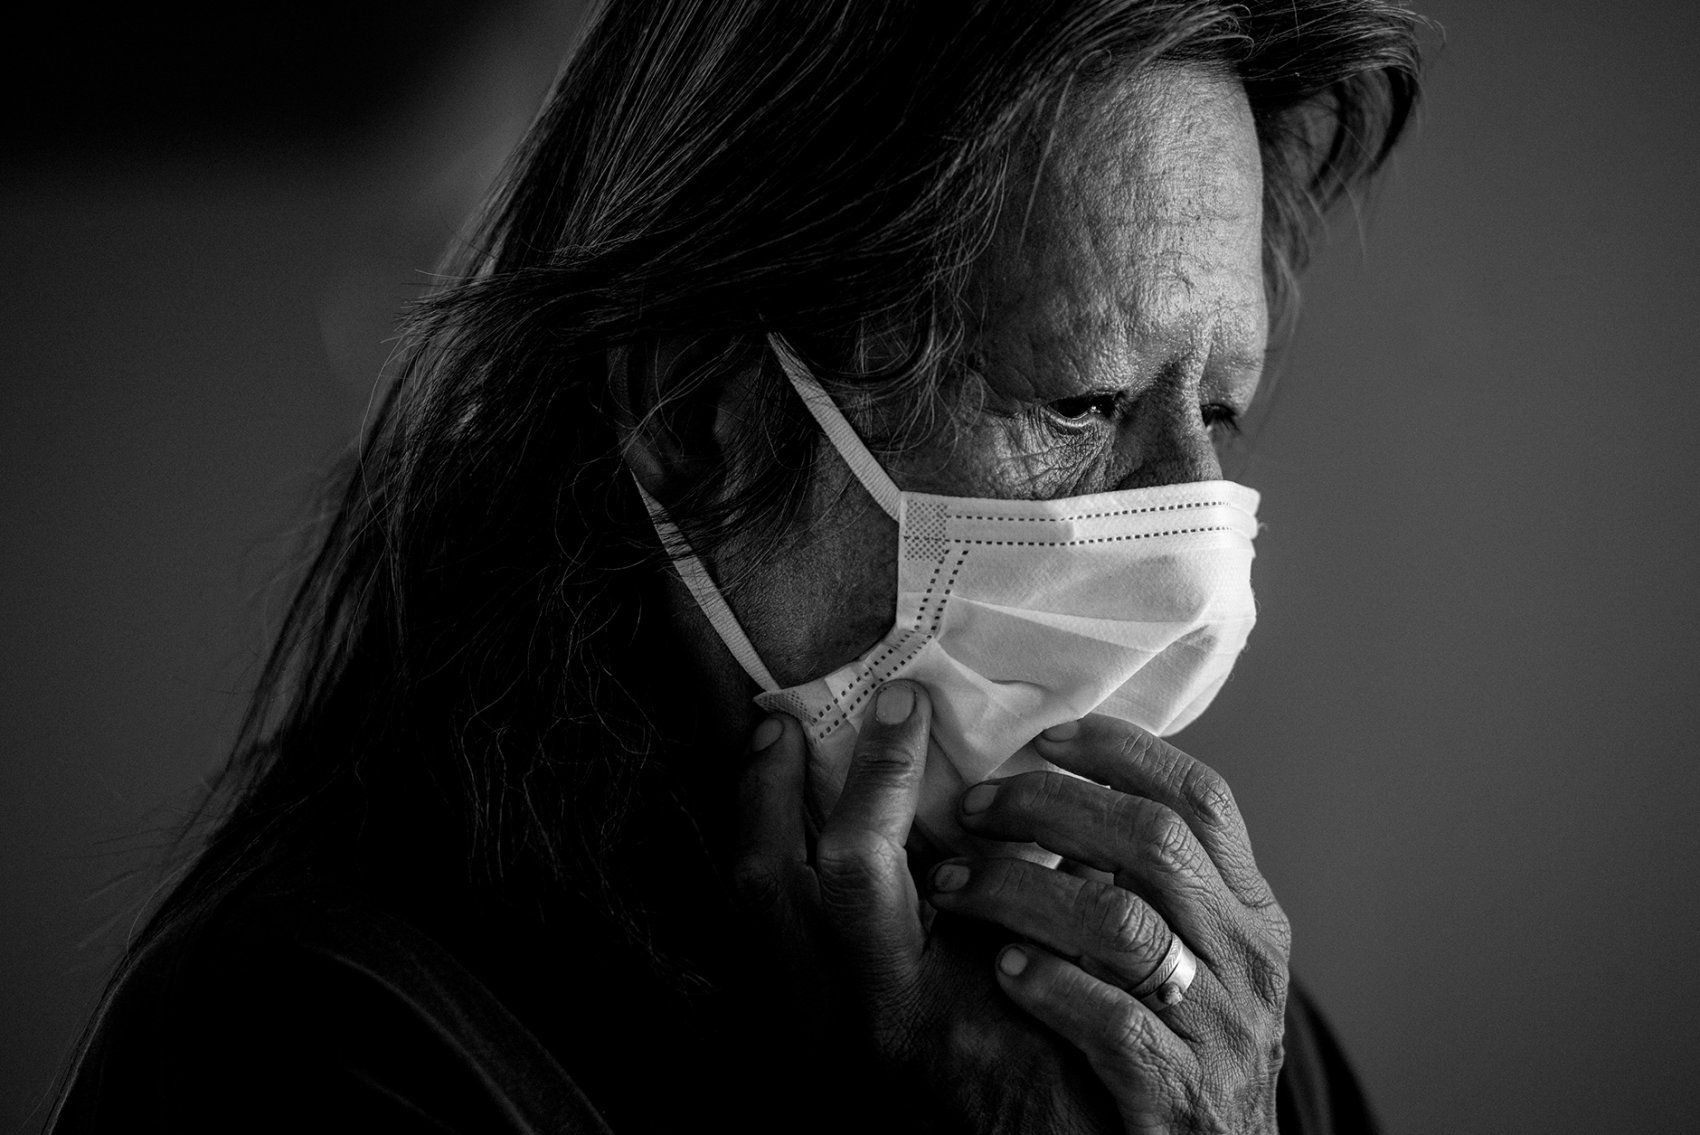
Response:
[733, 680, 1121, 1134]
[927, 715, 1291, 1134]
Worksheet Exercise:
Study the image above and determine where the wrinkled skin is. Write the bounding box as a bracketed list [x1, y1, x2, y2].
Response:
[632, 65, 1288, 1135]
[736, 686, 1291, 1133]
[710, 62, 1267, 689]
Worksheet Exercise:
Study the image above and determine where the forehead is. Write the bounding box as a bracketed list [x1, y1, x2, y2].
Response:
[969, 64, 1267, 395]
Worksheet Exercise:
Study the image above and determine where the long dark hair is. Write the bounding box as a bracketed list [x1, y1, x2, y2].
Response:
[93, 0, 1425, 1052]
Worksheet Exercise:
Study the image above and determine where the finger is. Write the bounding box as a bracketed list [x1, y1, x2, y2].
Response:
[992, 943, 1196, 1125]
[814, 681, 931, 982]
[1034, 717, 1273, 909]
[732, 715, 814, 924]
[732, 717, 864, 1058]
[928, 855, 1181, 995]
[956, 771, 1229, 950]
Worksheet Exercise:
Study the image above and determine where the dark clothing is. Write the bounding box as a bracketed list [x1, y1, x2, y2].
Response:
[51, 869, 1378, 1133]
[52, 873, 613, 1135]
[1277, 975, 1381, 1134]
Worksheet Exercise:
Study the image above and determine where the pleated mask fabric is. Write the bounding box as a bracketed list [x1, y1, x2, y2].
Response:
[642, 337, 1260, 853]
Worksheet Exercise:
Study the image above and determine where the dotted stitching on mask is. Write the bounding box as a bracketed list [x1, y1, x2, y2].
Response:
[952, 498, 1233, 524]
[811, 638, 930, 736]
[801, 554, 952, 732]
[809, 551, 970, 737]
[927, 556, 965, 634]
[960, 524, 1233, 547]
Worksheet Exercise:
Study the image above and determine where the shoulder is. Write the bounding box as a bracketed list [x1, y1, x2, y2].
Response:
[51, 867, 613, 1135]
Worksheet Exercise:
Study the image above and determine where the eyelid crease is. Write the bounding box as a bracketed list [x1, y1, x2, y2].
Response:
[1039, 396, 1122, 435]
[1049, 390, 1123, 411]
[1045, 384, 1135, 415]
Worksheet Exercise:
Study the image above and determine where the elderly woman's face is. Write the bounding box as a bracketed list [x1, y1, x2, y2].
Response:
[728, 65, 1267, 688]
[897, 65, 1267, 499]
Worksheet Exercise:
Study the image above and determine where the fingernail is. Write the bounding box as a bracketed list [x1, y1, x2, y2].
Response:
[1040, 719, 1081, 743]
[931, 861, 969, 893]
[750, 717, 783, 752]
[875, 682, 915, 725]
[998, 946, 1029, 977]
[961, 782, 998, 815]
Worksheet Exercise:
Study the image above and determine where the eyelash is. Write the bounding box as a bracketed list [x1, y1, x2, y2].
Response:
[1202, 403, 1242, 440]
[1044, 393, 1123, 423]
[1043, 395, 1242, 439]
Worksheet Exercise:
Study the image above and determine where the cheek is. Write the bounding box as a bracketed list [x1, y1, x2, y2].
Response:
[886, 414, 1115, 500]
[757, 405, 1117, 682]
[745, 457, 903, 682]
[799, 513, 901, 670]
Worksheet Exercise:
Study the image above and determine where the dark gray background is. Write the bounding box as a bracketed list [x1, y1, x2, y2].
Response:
[4, 2, 1696, 1131]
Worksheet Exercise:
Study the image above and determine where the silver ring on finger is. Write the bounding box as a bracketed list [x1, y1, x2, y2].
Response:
[1128, 932, 1199, 1012]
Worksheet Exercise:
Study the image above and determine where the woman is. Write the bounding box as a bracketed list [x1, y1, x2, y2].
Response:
[51, 2, 1421, 1132]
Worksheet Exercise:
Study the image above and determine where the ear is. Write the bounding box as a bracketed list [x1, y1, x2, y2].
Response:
[611, 335, 757, 503]
[608, 340, 669, 497]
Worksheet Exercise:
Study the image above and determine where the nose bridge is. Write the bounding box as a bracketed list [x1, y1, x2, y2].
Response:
[1117, 380, 1221, 489]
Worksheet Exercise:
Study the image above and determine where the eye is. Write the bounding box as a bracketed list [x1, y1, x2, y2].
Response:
[1202, 402, 1242, 442]
[1043, 391, 1123, 427]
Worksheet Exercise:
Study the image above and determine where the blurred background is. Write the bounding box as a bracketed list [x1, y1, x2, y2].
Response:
[2, 1, 1696, 1131]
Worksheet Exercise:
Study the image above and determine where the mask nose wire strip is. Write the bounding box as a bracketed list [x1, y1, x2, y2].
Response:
[634, 477, 781, 694]
[768, 334, 903, 522]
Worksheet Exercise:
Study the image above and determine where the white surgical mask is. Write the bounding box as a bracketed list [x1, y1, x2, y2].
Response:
[643, 338, 1260, 852]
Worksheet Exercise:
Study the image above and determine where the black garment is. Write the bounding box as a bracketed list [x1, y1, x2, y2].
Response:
[51, 872, 612, 1135]
[51, 869, 1377, 1134]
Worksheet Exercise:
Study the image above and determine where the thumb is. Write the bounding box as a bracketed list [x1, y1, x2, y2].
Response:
[814, 681, 931, 987]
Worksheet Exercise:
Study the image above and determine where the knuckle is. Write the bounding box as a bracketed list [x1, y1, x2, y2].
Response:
[1213, 994, 1263, 1060]
[1191, 1008, 1284, 1128]
[1186, 1055, 1240, 1130]
[1211, 905, 1291, 1009]
[852, 740, 918, 784]
[1248, 965, 1286, 1012]
[977, 858, 1027, 905]
[1030, 770, 1073, 808]
[1227, 859, 1278, 911]
[813, 830, 897, 899]
[1113, 726, 1160, 770]
[1078, 882, 1161, 959]
[1180, 763, 1239, 830]
[1143, 807, 1204, 877]
[1215, 905, 1291, 1011]
[1246, 933, 1292, 1008]
[1103, 791, 1146, 837]
[1003, 770, 1064, 817]
[1101, 1001, 1157, 1063]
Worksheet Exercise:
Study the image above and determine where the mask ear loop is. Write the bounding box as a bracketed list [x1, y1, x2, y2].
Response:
[633, 478, 781, 694]
[768, 334, 902, 522]
[629, 337, 900, 696]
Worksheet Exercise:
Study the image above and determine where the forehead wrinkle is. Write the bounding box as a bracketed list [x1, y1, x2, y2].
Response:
[976, 143, 1138, 398]
[1127, 137, 1264, 377]
[974, 184, 1124, 402]
[970, 65, 1265, 403]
